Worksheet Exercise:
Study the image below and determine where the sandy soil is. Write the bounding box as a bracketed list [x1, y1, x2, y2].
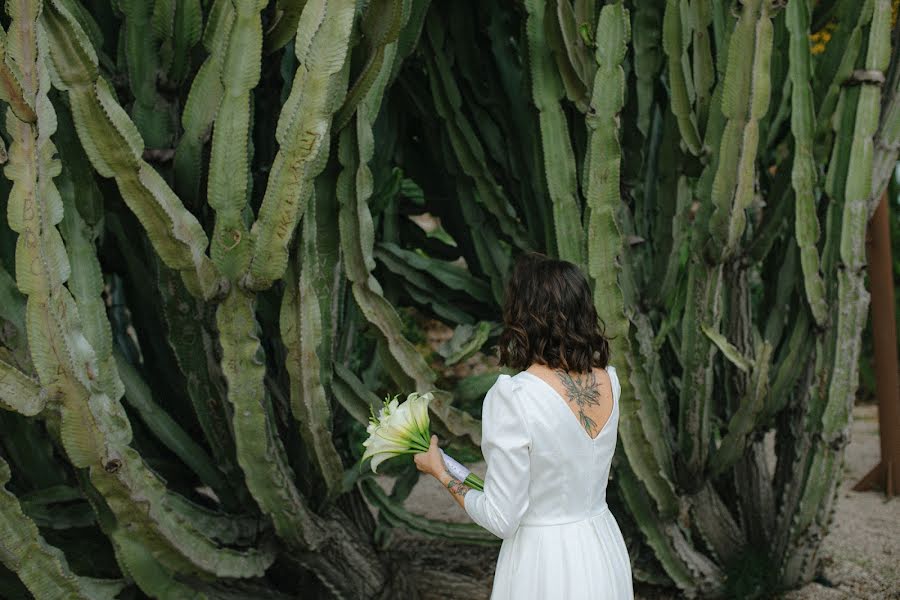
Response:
[779, 404, 900, 600]
[369, 403, 899, 599]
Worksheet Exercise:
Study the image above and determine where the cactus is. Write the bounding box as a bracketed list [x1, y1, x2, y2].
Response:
[524, 0, 585, 265]
[0, 0, 897, 597]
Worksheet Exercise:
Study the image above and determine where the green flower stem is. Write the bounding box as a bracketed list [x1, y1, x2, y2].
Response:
[464, 474, 484, 492]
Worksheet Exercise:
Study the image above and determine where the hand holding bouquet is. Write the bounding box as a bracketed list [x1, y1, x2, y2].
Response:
[361, 391, 484, 491]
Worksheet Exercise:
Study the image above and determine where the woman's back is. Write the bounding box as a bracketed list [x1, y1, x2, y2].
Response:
[514, 365, 620, 526]
[464, 366, 633, 599]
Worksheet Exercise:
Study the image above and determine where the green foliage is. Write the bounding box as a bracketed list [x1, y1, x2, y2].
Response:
[0, 0, 897, 597]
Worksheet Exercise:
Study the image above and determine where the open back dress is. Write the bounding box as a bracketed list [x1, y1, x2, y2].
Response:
[463, 366, 634, 599]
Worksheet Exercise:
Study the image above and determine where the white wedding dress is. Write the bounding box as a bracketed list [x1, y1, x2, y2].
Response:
[463, 366, 634, 599]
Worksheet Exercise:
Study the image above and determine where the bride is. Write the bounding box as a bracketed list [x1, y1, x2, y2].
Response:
[415, 252, 634, 599]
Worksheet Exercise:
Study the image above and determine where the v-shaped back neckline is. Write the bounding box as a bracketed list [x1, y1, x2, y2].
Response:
[520, 369, 617, 442]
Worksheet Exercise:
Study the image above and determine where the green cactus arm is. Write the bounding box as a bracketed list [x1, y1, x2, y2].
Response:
[0, 27, 36, 123]
[688, 481, 747, 567]
[662, 0, 702, 154]
[819, 0, 889, 438]
[88, 447, 277, 578]
[458, 182, 512, 305]
[331, 362, 383, 425]
[675, 261, 721, 478]
[104, 213, 243, 503]
[440, 322, 493, 366]
[822, 0, 890, 440]
[113, 351, 234, 504]
[540, 0, 587, 112]
[280, 199, 344, 500]
[764, 303, 812, 420]
[584, 3, 678, 519]
[264, 0, 307, 53]
[812, 1, 868, 140]
[634, 309, 679, 444]
[0, 262, 25, 335]
[4, 0, 124, 470]
[245, 0, 356, 290]
[154, 258, 243, 496]
[581, 0, 630, 394]
[402, 279, 478, 325]
[690, 0, 714, 131]
[700, 323, 752, 372]
[0, 457, 125, 599]
[423, 16, 533, 252]
[869, 40, 900, 214]
[152, 0, 203, 85]
[163, 493, 265, 546]
[787, 0, 828, 326]
[0, 358, 44, 416]
[77, 470, 212, 600]
[333, 0, 408, 131]
[56, 110, 124, 405]
[337, 41, 435, 383]
[783, 0, 890, 583]
[215, 287, 329, 549]
[107, 530, 209, 600]
[173, 0, 231, 209]
[616, 458, 724, 596]
[653, 170, 692, 304]
[523, 0, 585, 266]
[119, 0, 174, 148]
[708, 341, 773, 477]
[40, 0, 220, 299]
[777, 342, 833, 583]
[205, 0, 266, 281]
[388, 0, 431, 85]
[632, 0, 664, 137]
[557, 0, 597, 93]
[359, 478, 501, 545]
[336, 37, 482, 446]
[706, 0, 773, 262]
[55, 0, 104, 51]
[377, 242, 492, 302]
[7, 7, 273, 578]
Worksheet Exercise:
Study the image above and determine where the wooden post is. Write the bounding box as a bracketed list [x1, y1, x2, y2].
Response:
[853, 190, 900, 497]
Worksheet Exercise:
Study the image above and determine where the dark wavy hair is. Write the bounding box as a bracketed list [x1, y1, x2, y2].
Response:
[497, 252, 610, 372]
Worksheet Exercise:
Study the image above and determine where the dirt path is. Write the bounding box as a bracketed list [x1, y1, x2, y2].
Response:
[370, 403, 899, 598]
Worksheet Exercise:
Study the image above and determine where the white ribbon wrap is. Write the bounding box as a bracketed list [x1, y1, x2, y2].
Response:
[439, 449, 471, 482]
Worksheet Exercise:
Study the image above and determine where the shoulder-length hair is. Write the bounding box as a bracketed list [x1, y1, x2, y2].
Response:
[497, 252, 610, 372]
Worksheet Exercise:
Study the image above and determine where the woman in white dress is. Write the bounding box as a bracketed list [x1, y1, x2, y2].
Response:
[415, 252, 635, 599]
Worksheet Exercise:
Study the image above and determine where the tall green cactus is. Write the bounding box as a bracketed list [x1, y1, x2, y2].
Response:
[0, 0, 896, 597]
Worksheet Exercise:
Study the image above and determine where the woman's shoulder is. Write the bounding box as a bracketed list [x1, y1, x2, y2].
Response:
[485, 373, 531, 415]
[605, 364, 620, 398]
[488, 372, 521, 398]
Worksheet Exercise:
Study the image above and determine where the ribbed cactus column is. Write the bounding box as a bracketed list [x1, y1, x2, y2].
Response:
[0, 0, 896, 597]
[782, 0, 892, 585]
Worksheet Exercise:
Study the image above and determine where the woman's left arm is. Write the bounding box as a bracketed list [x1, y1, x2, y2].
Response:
[414, 435, 472, 510]
[414, 375, 532, 539]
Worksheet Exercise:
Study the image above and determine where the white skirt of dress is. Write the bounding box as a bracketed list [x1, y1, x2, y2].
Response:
[489, 505, 634, 600]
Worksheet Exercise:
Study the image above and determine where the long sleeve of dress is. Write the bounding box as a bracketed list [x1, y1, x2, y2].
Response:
[463, 374, 532, 540]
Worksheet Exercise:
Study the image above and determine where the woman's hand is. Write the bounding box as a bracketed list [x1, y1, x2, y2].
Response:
[414, 434, 445, 478]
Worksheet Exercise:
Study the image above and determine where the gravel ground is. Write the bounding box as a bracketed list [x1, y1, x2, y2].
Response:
[371, 403, 899, 599]
[779, 404, 900, 600]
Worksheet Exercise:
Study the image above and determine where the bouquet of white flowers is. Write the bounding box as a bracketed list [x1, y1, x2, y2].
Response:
[361, 391, 484, 491]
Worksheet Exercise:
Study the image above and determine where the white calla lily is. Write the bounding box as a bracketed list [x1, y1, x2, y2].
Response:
[359, 389, 485, 491]
[362, 391, 434, 473]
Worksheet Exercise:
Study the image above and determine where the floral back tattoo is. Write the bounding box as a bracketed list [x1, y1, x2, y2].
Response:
[553, 369, 610, 438]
